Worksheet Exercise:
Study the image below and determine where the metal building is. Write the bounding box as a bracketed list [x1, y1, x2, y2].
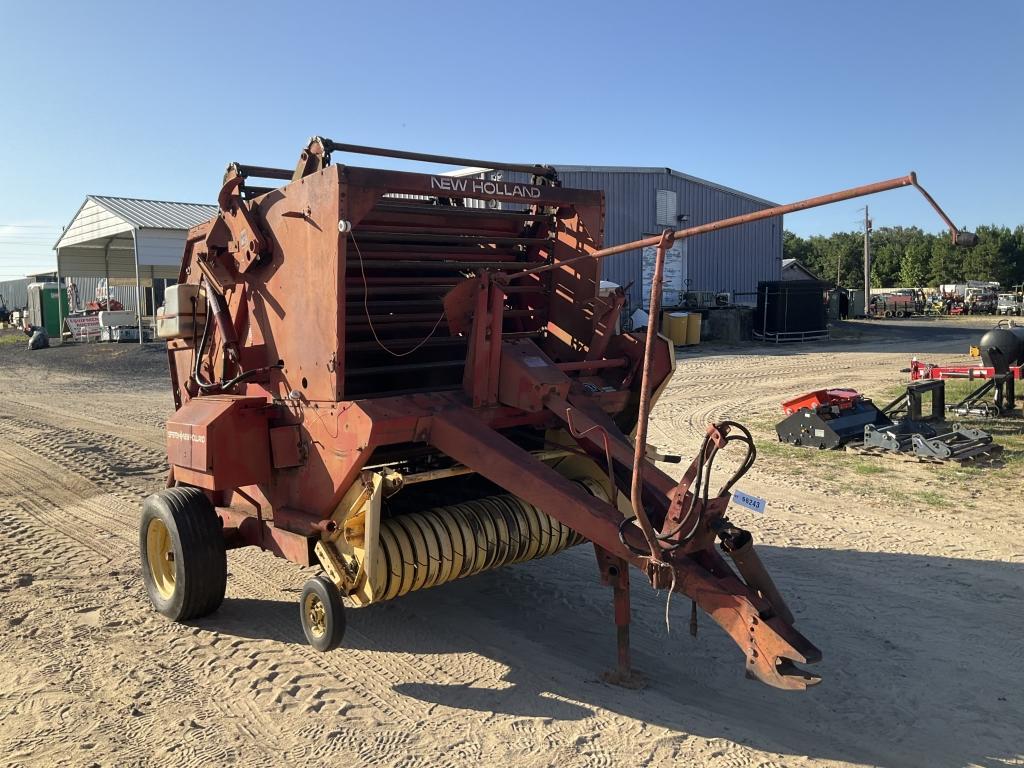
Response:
[449, 166, 782, 308]
[53, 195, 216, 339]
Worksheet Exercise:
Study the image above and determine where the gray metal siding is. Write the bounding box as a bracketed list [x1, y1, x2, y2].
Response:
[0, 278, 30, 310]
[554, 169, 781, 307]
[479, 167, 780, 308]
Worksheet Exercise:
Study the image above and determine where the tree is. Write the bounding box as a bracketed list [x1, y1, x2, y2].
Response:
[898, 241, 929, 288]
[928, 237, 962, 285]
[783, 224, 1023, 288]
[783, 230, 813, 266]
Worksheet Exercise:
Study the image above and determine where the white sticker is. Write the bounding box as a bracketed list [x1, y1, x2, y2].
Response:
[732, 490, 767, 514]
[522, 356, 548, 368]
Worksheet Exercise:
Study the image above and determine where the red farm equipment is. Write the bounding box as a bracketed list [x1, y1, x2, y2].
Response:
[141, 137, 976, 691]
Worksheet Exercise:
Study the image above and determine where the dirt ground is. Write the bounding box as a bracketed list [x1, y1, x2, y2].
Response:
[0, 317, 1020, 768]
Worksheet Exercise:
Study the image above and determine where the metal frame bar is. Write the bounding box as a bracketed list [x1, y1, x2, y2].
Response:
[131, 229, 144, 345]
[319, 138, 558, 181]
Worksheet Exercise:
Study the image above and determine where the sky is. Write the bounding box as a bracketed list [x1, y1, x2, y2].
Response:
[1, 0, 1021, 279]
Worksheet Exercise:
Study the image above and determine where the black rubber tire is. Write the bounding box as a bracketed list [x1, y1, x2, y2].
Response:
[299, 575, 346, 652]
[139, 486, 227, 621]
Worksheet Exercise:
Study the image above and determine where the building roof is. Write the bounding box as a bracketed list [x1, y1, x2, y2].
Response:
[781, 258, 823, 281]
[88, 195, 217, 231]
[53, 195, 216, 249]
[445, 164, 777, 207]
[555, 166, 778, 207]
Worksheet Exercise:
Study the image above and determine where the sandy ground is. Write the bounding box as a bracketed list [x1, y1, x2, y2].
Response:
[0, 317, 1020, 768]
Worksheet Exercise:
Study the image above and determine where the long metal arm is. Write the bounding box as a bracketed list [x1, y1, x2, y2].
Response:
[317, 138, 559, 181]
[909, 174, 979, 246]
[513, 172, 973, 280]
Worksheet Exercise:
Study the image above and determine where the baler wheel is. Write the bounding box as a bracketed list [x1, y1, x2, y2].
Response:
[300, 575, 346, 652]
[139, 487, 227, 621]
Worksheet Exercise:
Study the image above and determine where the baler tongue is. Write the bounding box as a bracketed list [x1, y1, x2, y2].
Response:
[772, 660, 823, 690]
[427, 390, 822, 690]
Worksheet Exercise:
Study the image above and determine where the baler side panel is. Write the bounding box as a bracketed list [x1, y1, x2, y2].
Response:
[542, 201, 606, 363]
[251, 168, 342, 403]
[335, 166, 601, 400]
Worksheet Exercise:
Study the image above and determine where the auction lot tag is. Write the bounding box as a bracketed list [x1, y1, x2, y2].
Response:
[732, 490, 767, 514]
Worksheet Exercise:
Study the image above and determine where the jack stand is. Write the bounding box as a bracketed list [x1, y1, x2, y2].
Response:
[594, 545, 646, 689]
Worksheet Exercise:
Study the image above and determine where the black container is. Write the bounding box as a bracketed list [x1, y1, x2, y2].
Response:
[754, 281, 828, 337]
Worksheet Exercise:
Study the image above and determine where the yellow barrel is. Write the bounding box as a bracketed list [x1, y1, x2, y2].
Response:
[685, 311, 701, 345]
[666, 312, 689, 345]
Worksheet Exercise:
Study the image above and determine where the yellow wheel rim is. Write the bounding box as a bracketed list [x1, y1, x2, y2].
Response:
[146, 518, 176, 599]
[304, 592, 327, 639]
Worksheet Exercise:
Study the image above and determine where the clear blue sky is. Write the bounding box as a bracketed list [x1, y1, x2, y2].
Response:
[1, 0, 1021, 278]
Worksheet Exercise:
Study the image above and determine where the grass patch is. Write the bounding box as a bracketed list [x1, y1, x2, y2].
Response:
[853, 462, 887, 475]
[914, 490, 948, 506]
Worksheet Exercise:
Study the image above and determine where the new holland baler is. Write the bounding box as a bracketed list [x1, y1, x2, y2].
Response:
[141, 138, 975, 690]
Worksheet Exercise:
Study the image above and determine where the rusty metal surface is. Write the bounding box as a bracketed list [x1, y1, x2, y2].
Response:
[627, 230, 674, 559]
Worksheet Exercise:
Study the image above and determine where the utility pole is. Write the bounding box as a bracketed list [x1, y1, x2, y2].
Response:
[862, 206, 872, 317]
[836, 242, 842, 287]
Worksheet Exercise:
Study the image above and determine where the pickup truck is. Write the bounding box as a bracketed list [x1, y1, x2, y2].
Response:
[997, 293, 1022, 316]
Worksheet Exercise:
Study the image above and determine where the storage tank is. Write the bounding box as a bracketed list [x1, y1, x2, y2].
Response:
[979, 325, 1024, 374]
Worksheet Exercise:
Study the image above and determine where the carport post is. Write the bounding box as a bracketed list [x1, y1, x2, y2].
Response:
[131, 228, 144, 344]
[104, 238, 112, 301]
[56, 251, 64, 342]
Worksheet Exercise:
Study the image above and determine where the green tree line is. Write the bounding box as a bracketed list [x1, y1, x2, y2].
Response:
[783, 225, 1024, 289]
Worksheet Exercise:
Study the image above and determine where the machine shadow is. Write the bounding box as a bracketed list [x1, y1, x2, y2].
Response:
[201, 546, 1022, 768]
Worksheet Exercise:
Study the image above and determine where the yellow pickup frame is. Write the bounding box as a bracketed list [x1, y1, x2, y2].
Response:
[314, 471, 385, 606]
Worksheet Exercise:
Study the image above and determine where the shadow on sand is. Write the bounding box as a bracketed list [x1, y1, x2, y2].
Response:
[685, 317, 998, 359]
[199, 545, 1023, 768]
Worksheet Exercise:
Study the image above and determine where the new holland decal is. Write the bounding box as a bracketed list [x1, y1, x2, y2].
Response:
[430, 175, 542, 199]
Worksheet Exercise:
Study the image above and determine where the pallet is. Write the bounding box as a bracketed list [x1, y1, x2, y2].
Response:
[845, 441, 1003, 466]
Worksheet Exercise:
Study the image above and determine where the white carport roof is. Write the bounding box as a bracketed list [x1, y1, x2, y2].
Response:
[54, 195, 216, 280]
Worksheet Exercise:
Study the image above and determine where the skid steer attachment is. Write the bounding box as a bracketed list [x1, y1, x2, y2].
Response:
[142, 138, 977, 690]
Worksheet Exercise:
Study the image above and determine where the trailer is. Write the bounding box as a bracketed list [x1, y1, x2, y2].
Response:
[908, 328, 1024, 416]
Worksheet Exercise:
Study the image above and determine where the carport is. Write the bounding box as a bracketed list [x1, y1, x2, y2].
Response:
[53, 196, 216, 342]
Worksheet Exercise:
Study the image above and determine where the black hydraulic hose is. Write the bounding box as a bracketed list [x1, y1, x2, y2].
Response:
[193, 296, 220, 391]
[191, 281, 283, 392]
[217, 364, 283, 391]
[616, 420, 757, 554]
[655, 421, 757, 549]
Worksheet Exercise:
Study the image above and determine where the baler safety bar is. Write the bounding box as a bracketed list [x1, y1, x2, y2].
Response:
[312, 137, 560, 181]
[511, 172, 976, 281]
